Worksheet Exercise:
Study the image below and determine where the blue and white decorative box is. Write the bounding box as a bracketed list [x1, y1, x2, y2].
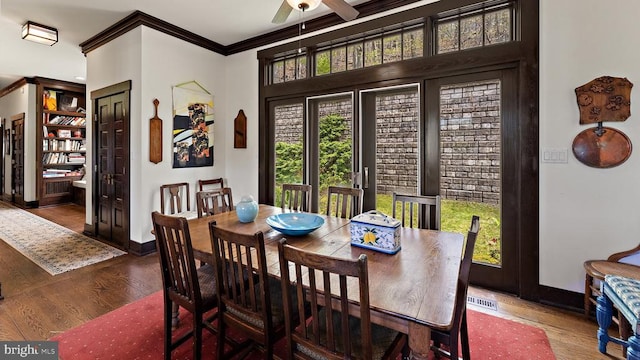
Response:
[350, 210, 401, 254]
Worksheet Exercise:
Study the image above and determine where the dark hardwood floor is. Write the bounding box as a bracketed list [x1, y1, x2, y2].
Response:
[0, 203, 624, 359]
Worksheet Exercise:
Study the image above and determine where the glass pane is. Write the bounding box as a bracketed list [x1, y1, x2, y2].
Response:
[315, 50, 331, 76]
[460, 14, 483, 50]
[316, 97, 353, 212]
[347, 43, 364, 70]
[383, 33, 402, 64]
[485, 8, 511, 45]
[439, 80, 502, 265]
[272, 60, 285, 84]
[331, 46, 347, 73]
[364, 38, 382, 67]
[274, 103, 304, 207]
[297, 56, 307, 79]
[284, 58, 296, 82]
[373, 89, 420, 216]
[437, 20, 459, 54]
[402, 28, 424, 59]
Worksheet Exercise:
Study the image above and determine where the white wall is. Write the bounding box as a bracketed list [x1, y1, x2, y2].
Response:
[540, 0, 640, 292]
[0, 83, 36, 200]
[86, 26, 228, 244]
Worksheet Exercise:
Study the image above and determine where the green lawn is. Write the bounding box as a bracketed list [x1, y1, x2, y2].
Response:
[375, 195, 501, 265]
[276, 186, 502, 265]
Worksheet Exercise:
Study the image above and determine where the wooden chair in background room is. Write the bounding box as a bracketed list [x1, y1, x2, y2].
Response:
[583, 244, 640, 345]
[151, 211, 218, 360]
[160, 182, 197, 219]
[430, 215, 480, 360]
[208, 223, 285, 359]
[198, 177, 224, 191]
[325, 185, 363, 219]
[196, 188, 234, 218]
[278, 239, 407, 360]
[281, 183, 312, 212]
[392, 193, 441, 230]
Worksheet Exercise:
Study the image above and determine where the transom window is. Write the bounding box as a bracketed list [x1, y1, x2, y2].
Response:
[435, 1, 514, 54]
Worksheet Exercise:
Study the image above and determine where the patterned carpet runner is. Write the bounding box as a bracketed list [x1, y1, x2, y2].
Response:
[0, 201, 125, 275]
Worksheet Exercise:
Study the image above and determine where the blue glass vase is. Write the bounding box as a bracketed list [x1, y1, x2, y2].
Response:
[236, 195, 258, 223]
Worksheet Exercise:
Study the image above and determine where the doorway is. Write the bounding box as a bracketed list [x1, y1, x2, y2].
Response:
[10, 113, 25, 206]
[91, 81, 131, 250]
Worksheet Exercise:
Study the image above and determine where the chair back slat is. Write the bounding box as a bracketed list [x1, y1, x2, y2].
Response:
[326, 186, 363, 219]
[278, 240, 371, 359]
[281, 183, 312, 212]
[392, 193, 441, 230]
[160, 182, 190, 215]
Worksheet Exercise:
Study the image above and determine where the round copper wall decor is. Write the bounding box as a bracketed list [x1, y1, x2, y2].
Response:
[572, 126, 632, 168]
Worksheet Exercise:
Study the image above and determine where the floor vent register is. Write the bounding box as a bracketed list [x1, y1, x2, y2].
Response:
[467, 295, 498, 311]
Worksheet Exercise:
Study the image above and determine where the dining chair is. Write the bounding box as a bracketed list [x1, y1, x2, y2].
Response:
[208, 222, 286, 359]
[280, 183, 312, 212]
[198, 177, 224, 191]
[430, 215, 480, 360]
[195, 188, 234, 218]
[325, 185, 363, 219]
[160, 182, 193, 216]
[278, 239, 407, 359]
[392, 193, 441, 230]
[151, 211, 217, 360]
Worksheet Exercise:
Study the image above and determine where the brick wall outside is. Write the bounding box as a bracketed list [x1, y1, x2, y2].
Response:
[273, 81, 501, 205]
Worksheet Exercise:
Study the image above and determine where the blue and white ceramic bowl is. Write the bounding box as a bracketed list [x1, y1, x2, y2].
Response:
[265, 213, 324, 236]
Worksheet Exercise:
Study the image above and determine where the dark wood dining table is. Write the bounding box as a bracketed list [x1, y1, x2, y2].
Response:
[187, 204, 464, 359]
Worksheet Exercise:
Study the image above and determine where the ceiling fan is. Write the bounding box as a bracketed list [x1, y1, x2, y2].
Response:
[272, 0, 360, 24]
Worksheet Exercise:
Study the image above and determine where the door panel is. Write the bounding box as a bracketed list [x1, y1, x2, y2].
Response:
[95, 92, 129, 249]
[11, 115, 24, 205]
[427, 69, 518, 293]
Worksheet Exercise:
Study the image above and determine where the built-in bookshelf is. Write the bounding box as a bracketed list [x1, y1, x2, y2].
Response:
[35, 78, 86, 206]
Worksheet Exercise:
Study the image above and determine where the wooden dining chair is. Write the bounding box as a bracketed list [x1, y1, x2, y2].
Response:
[281, 183, 312, 212]
[208, 223, 285, 359]
[430, 215, 480, 360]
[195, 188, 234, 218]
[160, 182, 190, 214]
[325, 185, 363, 219]
[198, 177, 224, 191]
[151, 211, 217, 360]
[278, 239, 407, 359]
[392, 193, 441, 230]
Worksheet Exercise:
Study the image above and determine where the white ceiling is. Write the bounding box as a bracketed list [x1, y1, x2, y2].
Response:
[0, 0, 372, 89]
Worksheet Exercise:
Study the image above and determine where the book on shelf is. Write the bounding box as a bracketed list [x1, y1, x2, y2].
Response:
[58, 95, 78, 112]
[43, 90, 57, 111]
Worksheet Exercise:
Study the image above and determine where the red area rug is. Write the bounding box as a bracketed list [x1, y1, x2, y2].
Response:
[51, 291, 556, 359]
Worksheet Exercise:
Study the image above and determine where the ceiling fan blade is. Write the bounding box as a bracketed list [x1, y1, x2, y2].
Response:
[322, 0, 360, 21]
[272, 0, 293, 24]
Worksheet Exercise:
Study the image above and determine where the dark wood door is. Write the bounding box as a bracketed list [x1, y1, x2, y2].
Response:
[95, 91, 129, 249]
[11, 114, 24, 206]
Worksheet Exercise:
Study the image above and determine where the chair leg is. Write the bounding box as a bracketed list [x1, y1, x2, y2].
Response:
[628, 335, 640, 360]
[164, 299, 173, 360]
[461, 311, 471, 360]
[217, 314, 226, 359]
[193, 313, 203, 360]
[596, 294, 613, 354]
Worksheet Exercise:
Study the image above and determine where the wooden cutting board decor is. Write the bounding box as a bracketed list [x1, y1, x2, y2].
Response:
[149, 99, 162, 164]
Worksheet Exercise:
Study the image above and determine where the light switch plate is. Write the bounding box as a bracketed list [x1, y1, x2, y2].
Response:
[541, 148, 568, 164]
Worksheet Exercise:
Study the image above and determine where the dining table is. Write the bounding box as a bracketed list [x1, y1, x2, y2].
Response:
[187, 204, 464, 360]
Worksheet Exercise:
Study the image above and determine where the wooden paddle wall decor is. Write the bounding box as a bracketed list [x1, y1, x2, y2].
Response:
[234, 109, 247, 148]
[150, 99, 162, 163]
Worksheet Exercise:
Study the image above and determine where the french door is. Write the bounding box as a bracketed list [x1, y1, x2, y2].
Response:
[426, 69, 519, 293]
[271, 69, 519, 293]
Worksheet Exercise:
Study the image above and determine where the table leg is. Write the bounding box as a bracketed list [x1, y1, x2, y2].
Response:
[408, 322, 432, 360]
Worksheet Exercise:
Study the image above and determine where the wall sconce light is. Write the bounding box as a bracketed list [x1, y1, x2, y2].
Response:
[22, 21, 58, 46]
